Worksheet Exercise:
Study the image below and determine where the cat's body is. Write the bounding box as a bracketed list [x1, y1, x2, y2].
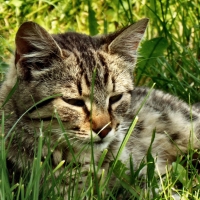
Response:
[0, 19, 199, 198]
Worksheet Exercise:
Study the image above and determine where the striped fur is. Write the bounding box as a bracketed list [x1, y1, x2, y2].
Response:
[0, 19, 200, 199]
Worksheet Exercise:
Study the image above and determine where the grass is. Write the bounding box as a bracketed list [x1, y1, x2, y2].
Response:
[1, 115, 200, 199]
[2, 111, 199, 200]
[0, 0, 200, 199]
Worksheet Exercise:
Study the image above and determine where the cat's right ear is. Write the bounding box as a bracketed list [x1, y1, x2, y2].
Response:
[15, 21, 62, 79]
[107, 18, 149, 62]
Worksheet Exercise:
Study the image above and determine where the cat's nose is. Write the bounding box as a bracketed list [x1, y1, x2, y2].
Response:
[93, 127, 112, 139]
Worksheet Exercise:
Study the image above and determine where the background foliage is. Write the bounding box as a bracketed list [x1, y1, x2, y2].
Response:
[0, 1, 200, 199]
[0, 0, 200, 103]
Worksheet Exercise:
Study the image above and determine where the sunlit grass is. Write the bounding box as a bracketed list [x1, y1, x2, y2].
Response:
[1, 92, 200, 199]
[0, 0, 200, 199]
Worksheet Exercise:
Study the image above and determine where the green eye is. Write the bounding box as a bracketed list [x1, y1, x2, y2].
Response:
[63, 98, 85, 107]
[109, 94, 123, 104]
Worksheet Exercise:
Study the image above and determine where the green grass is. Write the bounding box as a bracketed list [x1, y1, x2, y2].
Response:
[0, 0, 200, 199]
[2, 112, 199, 200]
[1, 112, 200, 199]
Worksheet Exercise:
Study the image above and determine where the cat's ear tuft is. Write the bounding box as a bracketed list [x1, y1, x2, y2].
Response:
[108, 18, 149, 61]
[15, 21, 62, 68]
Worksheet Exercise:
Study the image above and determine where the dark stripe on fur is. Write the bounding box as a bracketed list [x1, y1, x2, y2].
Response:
[112, 77, 115, 92]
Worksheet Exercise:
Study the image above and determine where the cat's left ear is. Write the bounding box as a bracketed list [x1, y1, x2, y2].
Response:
[15, 21, 62, 68]
[108, 18, 149, 61]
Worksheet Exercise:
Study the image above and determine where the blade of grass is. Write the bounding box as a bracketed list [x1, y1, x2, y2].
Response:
[5, 94, 62, 141]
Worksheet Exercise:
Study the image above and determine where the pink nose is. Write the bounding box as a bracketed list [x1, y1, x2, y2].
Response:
[93, 127, 112, 139]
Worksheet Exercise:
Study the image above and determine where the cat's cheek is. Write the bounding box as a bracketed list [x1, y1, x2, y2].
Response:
[53, 99, 84, 126]
[112, 101, 130, 117]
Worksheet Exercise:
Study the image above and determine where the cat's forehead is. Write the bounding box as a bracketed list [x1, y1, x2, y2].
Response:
[26, 32, 133, 100]
[15, 19, 148, 86]
[53, 32, 123, 89]
[53, 32, 103, 51]
[60, 49, 115, 95]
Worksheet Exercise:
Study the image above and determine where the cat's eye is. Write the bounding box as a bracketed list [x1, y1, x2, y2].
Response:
[63, 98, 85, 107]
[109, 94, 123, 104]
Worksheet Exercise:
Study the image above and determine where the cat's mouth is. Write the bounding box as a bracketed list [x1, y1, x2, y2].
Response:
[90, 129, 115, 145]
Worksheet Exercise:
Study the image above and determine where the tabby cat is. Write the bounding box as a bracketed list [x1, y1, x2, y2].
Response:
[0, 18, 200, 199]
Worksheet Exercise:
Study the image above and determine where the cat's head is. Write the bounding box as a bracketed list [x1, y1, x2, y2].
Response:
[13, 19, 148, 149]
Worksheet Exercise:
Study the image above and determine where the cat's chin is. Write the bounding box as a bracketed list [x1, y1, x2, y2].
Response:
[72, 129, 116, 150]
[87, 140, 113, 151]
